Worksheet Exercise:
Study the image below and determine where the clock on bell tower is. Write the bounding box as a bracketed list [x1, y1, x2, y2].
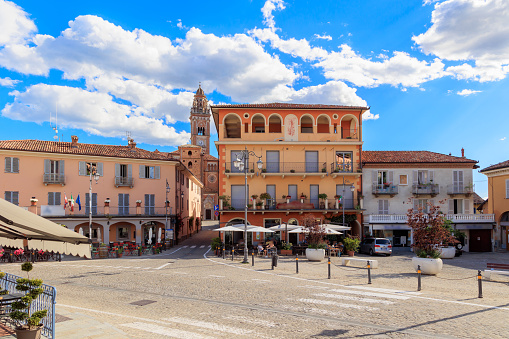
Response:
[190, 84, 210, 155]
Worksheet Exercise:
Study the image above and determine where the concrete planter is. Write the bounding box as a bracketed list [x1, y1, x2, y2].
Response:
[306, 248, 325, 261]
[439, 246, 455, 259]
[412, 257, 443, 275]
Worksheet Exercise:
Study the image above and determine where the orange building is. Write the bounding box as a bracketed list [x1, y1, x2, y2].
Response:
[0, 137, 202, 245]
[211, 103, 369, 245]
[480, 160, 509, 251]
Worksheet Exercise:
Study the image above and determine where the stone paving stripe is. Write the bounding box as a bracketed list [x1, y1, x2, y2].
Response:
[328, 288, 411, 300]
[208, 275, 225, 278]
[223, 315, 278, 328]
[143, 267, 151, 270]
[200, 245, 206, 248]
[183, 246, 188, 248]
[190, 245, 196, 248]
[313, 293, 395, 305]
[297, 298, 378, 311]
[130, 299, 157, 306]
[163, 317, 254, 335]
[251, 279, 271, 282]
[344, 285, 422, 295]
[122, 322, 214, 339]
[155, 263, 172, 270]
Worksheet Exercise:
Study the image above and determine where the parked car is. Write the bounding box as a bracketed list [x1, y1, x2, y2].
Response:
[359, 238, 392, 256]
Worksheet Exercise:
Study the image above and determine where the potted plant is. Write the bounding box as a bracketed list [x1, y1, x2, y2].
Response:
[251, 194, 258, 201]
[117, 246, 123, 258]
[247, 203, 253, 209]
[290, 169, 296, 173]
[259, 192, 271, 201]
[135, 200, 142, 207]
[302, 214, 327, 261]
[281, 242, 293, 256]
[225, 169, 230, 173]
[343, 236, 360, 256]
[10, 262, 48, 339]
[321, 168, 327, 173]
[407, 201, 455, 275]
[256, 201, 263, 209]
[261, 168, 267, 173]
[300, 193, 307, 200]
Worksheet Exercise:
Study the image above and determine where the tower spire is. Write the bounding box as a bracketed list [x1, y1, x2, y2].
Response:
[190, 84, 210, 154]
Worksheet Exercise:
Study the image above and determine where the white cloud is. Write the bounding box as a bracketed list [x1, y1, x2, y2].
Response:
[2, 84, 190, 146]
[456, 89, 481, 96]
[177, 19, 183, 28]
[314, 34, 332, 41]
[0, 77, 19, 87]
[362, 111, 379, 121]
[261, 0, 285, 30]
[0, 0, 37, 46]
[413, 0, 509, 81]
[500, 137, 506, 141]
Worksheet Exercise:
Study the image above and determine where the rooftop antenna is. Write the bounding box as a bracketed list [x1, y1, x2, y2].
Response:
[125, 131, 131, 141]
[50, 102, 59, 141]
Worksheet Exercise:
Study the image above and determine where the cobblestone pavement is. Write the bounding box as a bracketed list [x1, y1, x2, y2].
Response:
[1, 225, 509, 338]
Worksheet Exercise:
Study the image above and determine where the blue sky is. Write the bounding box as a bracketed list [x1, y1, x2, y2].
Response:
[1, 0, 508, 198]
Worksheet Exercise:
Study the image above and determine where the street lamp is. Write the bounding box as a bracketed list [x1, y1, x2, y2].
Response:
[233, 146, 263, 264]
[88, 164, 100, 241]
[165, 179, 170, 247]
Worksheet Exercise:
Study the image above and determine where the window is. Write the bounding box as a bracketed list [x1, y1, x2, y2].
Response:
[268, 115, 281, 133]
[378, 200, 389, 214]
[305, 151, 319, 173]
[301, 116, 313, 133]
[399, 175, 408, 185]
[118, 194, 129, 215]
[4, 157, 19, 173]
[413, 199, 432, 213]
[448, 199, 470, 214]
[145, 194, 155, 215]
[335, 152, 353, 172]
[452, 170, 464, 192]
[317, 116, 329, 133]
[310, 185, 319, 208]
[4, 191, 19, 205]
[266, 151, 279, 173]
[86, 193, 97, 215]
[252, 115, 265, 133]
[231, 185, 249, 210]
[224, 114, 242, 138]
[139, 165, 160, 179]
[188, 161, 193, 169]
[118, 227, 129, 240]
[44, 159, 65, 184]
[79, 162, 103, 176]
[336, 185, 354, 209]
[48, 192, 61, 205]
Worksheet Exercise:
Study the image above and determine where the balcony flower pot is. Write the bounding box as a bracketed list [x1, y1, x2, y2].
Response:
[306, 248, 325, 261]
[412, 257, 443, 275]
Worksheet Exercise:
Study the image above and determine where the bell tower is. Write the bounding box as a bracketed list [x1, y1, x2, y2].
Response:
[190, 84, 210, 155]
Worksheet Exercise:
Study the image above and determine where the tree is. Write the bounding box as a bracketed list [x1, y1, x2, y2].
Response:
[301, 214, 326, 249]
[406, 201, 455, 258]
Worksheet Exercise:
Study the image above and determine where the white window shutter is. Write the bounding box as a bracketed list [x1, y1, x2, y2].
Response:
[155, 166, 160, 179]
[448, 199, 454, 214]
[464, 199, 470, 214]
[79, 162, 86, 176]
[48, 192, 54, 205]
[44, 159, 50, 174]
[378, 200, 383, 214]
[56, 192, 61, 205]
[5, 157, 11, 173]
[139, 165, 145, 179]
[386, 200, 390, 214]
[12, 157, 18, 172]
[115, 164, 120, 177]
[59, 160, 65, 174]
[413, 199, 418, 211]
[97, 162, 103, 176]
[412, 170, 418, 185]
[128, 164, 132, 178]
[388, 171, 394, 184]
[372, 170, 377, 185]
[13, 192, 18, 205]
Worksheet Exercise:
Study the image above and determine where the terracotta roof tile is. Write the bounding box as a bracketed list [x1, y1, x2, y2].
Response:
[210, 103, 369, 110]
[472, 192, 485, 205]
[203, 154, 218, 161]
[362, 151, 477, 164]
[0, 139, 175, 161]
[480, 160, 509, 172]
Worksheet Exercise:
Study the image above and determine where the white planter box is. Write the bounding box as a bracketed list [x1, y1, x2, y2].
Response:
[439, 247, 455, 259]
[306, 248, 325, 262]
[412, 257, 443, 275]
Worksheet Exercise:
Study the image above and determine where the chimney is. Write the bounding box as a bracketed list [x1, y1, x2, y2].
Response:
[461, 148, 465, 158]
[128, 138, 136, 149]
[71, 135, 79, 148]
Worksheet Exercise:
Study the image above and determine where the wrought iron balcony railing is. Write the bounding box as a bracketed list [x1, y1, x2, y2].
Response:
[412, 183, 439, 195]
[372, 183, 399, 195]
[447, 184, 474, 195]
[115, 176, 134, 187]
[43, 173, 65, 185]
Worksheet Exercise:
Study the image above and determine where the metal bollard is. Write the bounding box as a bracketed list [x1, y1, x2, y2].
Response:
[58, 252, 62, 262]
[271, 253, 274, 270]
[252, 252, 254, 266]
[417, 265, 422, 291]
[296, 256, 299, 274]
[478, 270, 483, 298]
[231, 248, 234, 261]
[328, 256, 331, 279]
[367, 260, 372, 284]
[222, 247, 225, 259]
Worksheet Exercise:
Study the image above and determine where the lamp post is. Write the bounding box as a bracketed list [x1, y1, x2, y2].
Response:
[88, 164, 100, 241]
[165, 179, 170, 247]
[233, 146, 263, 264]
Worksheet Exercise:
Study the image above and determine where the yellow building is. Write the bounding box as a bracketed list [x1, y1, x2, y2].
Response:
[480, 160, 509, 251]
[211, 103, 369, 245]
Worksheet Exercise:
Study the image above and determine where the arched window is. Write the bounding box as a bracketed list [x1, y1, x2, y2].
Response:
[317, 116, 329, 133]
[188, 151, 192, 156]
[188, 161, 193, 168]
[224, 114, 241, 138]
[268, 115, 282, 133]
[301, 116, 313, 133]
[252, 114, 265, 133]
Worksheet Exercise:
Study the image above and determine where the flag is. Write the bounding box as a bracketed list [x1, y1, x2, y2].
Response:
[76, 194, 81, 211]
[338, 195, 342, 203]
[64, 193, 68, 209]
[69, 194, 74, 212]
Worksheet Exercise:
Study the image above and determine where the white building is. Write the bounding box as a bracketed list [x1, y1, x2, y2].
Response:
[362, 150, 495, 252]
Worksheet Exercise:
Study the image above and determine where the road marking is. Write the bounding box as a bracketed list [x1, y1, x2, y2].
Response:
[163, 317, 253, 335]
[208, 275, 225, 278]
[200, 245, 206, 248]
[122, 322, 213, 339]
[142, 267, 152, 270]
[251, 279, 271, 283]
[297, 298, 378, 311]
[342, 285, 422, 295]
[190, 245, 196, 248]
[163, 271, 188, 275]
[223, 315, 278, 328]
[313, 293, 395, 305]
[328, 288, 410, 300]
[183, 245, 189, 248]
[155, 263, 172, 270]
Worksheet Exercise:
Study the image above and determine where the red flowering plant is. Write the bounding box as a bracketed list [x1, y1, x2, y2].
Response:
[406, 200, 455, 258]
[301, 214, 327, 249]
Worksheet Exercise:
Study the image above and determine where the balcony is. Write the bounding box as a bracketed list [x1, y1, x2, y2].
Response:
[39, 206, 171, 217]
[223, 198, 356, 212]
[115, 176, 134, 188]
[447, 184, 474, 196]
[372, 183, 398, 196]
[412, 183, 439, 196]
[368, 214, 495, 223]
[43, 173, 65, 185]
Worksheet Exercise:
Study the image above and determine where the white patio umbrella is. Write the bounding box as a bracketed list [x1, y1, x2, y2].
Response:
[157, 227, 162, 243]
[268, 223, 300, 243]
[79, 227, 83, 236]
[289, 227, 342, 235]
[148, 227, 153, 245]
[321, 223, 351, 231]
[97, 227, 101, 242]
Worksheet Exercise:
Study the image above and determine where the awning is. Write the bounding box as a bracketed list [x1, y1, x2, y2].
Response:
[372, 224, 411, 230]
[455, 223, 493, 230]
[0, 198, 91, 257]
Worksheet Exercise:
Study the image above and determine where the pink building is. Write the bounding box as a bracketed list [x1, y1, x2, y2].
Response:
[0, 137, 202, 245]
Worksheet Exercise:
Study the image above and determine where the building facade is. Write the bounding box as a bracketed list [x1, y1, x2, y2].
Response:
[362, 150, 495, 252]
[211, 103, 369, 245]
[168, 86, 219, 220]
[480, 160, 509, 251]
[0, 137, 202, 245]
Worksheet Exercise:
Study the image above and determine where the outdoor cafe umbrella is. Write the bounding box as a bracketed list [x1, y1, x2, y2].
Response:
[321, 223, 351, 231]
[148, 227, 153, 245]
[268, 223, 300, 243]
[157, 227, 162, 243]
[288, 227, 343, 235]
[97, 227, 101, 242]
[79, 227, 83, 236]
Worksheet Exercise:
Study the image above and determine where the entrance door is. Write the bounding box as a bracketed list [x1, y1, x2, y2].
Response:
[469, 229, 492, 252]
[205, 209, 212, 220]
